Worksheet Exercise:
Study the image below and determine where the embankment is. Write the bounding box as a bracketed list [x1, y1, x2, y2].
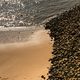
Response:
[45, 5, 80, 80]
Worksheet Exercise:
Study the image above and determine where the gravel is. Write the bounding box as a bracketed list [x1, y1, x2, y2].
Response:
[45, 4, 80, 80]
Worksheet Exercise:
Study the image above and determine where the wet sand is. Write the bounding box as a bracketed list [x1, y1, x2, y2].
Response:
[0, 29, 52, 80]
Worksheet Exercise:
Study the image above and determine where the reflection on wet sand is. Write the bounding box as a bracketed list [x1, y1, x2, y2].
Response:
[0, 30, 52, 80]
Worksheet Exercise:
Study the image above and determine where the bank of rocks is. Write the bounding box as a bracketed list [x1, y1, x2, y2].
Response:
[45, 5, 80, 80]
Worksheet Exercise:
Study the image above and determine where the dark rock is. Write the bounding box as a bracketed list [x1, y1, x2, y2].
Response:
[45, 4, 80, 80]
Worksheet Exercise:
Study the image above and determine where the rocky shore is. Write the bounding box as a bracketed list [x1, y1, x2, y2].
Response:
[45, 5, 80, 80]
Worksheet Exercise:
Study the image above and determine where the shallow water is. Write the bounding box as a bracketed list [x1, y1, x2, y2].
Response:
[26, 0, 80, 24]
[0, 29, 53, 80]
[0, 0, 80, 26]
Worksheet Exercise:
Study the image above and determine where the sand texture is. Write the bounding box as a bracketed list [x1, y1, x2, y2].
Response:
[0, 30, 52, 80]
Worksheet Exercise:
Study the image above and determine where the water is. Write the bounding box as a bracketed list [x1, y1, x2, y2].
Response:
[0, 0, 80, 26]
[0, 0, 80, 42]
[34, 0, 80, 23]
[0, 0, 80, 47]
[25, 0, 80, 24]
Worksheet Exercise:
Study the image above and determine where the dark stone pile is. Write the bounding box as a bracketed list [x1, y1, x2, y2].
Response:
[45, 5, 80, 80]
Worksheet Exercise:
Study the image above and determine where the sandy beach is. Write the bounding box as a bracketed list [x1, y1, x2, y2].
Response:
[0, 29, 52, 80]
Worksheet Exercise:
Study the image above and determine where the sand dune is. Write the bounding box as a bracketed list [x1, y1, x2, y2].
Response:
[0, 30, 52, 80]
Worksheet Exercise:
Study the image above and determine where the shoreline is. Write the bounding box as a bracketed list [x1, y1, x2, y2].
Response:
[0, 25, 44, 43]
